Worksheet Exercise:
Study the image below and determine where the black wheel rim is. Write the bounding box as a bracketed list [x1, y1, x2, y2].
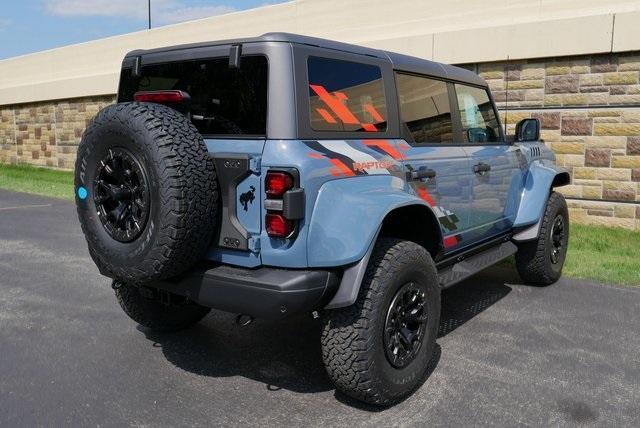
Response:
[93, 148, 150, 243]
[383, 282, 428, 369]
[550, 214, 566, 265]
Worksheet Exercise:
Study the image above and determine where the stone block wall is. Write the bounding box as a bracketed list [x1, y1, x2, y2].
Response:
[462, 52, 640, 230]
[0, 96, 115, 169]
[1, 51, 640, 229]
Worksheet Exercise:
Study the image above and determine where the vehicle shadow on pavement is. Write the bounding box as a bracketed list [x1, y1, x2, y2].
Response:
[439, 266, 515, 338]
[140, 265, 517, 406]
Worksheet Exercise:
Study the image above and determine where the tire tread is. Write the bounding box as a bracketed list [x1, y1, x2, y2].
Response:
[515, 192, 569, 285]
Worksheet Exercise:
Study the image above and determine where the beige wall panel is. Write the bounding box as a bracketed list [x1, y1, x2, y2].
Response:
[361, 34, 434, 60]
[433, 14, 614, 64]
[612, 11, 640, 52]
[0, 74, 119, 106]
[1, 1, 640, 105]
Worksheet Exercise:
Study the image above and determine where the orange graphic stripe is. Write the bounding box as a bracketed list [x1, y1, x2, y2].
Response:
[309, 84, 360, 125]
[334, 91, 348, 101]
[329, 158, 356, 177]
[316, 108, 337, 124]
[443, 236, 458, 248]
[416, 187, 435, 206]
[364, 140, 405, 160]
[364, 103, 384, 123]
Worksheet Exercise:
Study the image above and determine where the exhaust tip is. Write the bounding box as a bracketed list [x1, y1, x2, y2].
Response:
[236, 314, 254, 326]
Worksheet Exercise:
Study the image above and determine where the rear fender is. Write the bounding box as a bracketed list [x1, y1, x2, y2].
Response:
[307, 175, 440, 267]
[513, 159, 570, 240]
[308, 176, 444, 309]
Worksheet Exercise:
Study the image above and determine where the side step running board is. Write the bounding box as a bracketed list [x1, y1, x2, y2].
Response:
[437, 241, 517, 288]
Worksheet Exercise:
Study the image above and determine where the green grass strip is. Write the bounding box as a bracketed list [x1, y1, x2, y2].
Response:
[0, 163, 74, 200]
[563, 223, 640, 286]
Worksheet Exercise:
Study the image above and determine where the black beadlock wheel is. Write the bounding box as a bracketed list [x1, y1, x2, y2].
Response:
[515, 191, 570, 285]
[321, 238, 441, 406]
[549, 214, 567, 265]
[384, 282, 429, 369]
[75, 102, 218, 284]
[93, 148, 150, 243]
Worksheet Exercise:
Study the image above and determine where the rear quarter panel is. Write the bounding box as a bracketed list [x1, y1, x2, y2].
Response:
[260, 138, 412, 268]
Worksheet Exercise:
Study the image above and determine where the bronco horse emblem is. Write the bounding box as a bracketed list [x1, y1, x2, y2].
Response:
[239, 186, 256, 211]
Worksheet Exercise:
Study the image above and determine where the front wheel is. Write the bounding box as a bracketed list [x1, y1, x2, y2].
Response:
[515, 191, 569, 285]
[321, 238, 441, 406]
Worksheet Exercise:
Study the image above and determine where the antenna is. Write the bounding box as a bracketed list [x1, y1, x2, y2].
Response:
[148, 0, 151, 29]
[504, 55, 509, 137]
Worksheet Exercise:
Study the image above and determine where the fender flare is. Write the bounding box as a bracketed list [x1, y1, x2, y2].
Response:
[513, 159, 570, 240]
[306, 175, 442, 309]
[307, 175, 441, 267]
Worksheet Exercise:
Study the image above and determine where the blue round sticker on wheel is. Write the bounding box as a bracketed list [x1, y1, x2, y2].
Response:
[77, 186, 88, 200]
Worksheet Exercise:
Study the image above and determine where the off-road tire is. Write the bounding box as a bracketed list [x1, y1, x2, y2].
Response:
[515, 191, 569, 285]
[75, 102, 218, 284]
[321, 238, 441, 406]
[114, 281, 211, 332]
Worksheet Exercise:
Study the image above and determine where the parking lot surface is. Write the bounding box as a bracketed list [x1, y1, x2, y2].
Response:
[1, 189, 639, 426]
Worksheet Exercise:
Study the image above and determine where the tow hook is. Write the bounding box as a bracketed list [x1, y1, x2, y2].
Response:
[236, 314, 254, 326]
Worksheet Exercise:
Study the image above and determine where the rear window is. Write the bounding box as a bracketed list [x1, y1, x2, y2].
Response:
[307, 56, 387, 132]
[118, 56, 268, 137]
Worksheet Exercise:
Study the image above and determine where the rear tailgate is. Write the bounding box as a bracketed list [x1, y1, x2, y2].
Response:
[118, 48, 269, 265]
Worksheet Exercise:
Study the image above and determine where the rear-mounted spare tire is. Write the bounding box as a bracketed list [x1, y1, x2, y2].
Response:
[75, 102, 218, 284]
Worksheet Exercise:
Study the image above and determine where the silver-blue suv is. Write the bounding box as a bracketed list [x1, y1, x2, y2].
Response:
[74, 33, 571, 406]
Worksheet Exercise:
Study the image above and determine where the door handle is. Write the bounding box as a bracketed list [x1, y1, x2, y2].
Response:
[473, 162, 491, 175]
[410, 168, 436, 181]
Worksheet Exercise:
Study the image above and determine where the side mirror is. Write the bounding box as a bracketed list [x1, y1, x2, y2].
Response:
[515, 118, 540, 142]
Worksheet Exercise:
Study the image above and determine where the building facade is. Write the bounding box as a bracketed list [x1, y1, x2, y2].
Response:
[1, 0, 640, 229]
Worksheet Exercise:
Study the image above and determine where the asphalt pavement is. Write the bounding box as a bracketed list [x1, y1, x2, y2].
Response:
[1, 189, 639, 427]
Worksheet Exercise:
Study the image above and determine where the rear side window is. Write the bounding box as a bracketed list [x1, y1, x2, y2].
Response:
[307, 56, 387, 132]
[455, 84, 501, 143]
[396, 73, 453, 144]
[118, 56, 268, 137]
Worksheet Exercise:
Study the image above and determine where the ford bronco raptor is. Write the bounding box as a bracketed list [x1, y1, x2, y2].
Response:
[75, 33, 570, 406]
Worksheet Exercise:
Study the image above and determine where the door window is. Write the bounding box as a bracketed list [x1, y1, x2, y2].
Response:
[455, 84, 501, 143]
[396, 73, 453, 144]
[307, 56, 387, 132]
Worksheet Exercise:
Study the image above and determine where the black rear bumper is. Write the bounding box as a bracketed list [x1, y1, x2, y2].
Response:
[153, 263, 341, 320]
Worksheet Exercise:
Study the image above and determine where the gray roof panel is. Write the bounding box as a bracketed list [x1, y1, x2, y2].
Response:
[384, 51, 486, 86]
[124, 32, 486, 87]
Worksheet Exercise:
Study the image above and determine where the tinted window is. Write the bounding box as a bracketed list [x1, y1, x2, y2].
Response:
[118, 56, 268, 137]
[307, 56, 387, 132]
[455, 84, 501, 143]
[396, 73, 453, 144]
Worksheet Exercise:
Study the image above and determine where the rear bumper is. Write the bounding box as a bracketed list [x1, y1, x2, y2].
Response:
[153, 263, 341, 320]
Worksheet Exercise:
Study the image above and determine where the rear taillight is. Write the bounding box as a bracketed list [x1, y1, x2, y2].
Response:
[264, 170, 303, 239]
[265, 171, 294, 198]
[265, 213, 295, 238]
[134, 90, 187, 104]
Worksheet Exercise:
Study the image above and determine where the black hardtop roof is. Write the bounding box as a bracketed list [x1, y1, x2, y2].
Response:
[126, 32, 486, 87]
